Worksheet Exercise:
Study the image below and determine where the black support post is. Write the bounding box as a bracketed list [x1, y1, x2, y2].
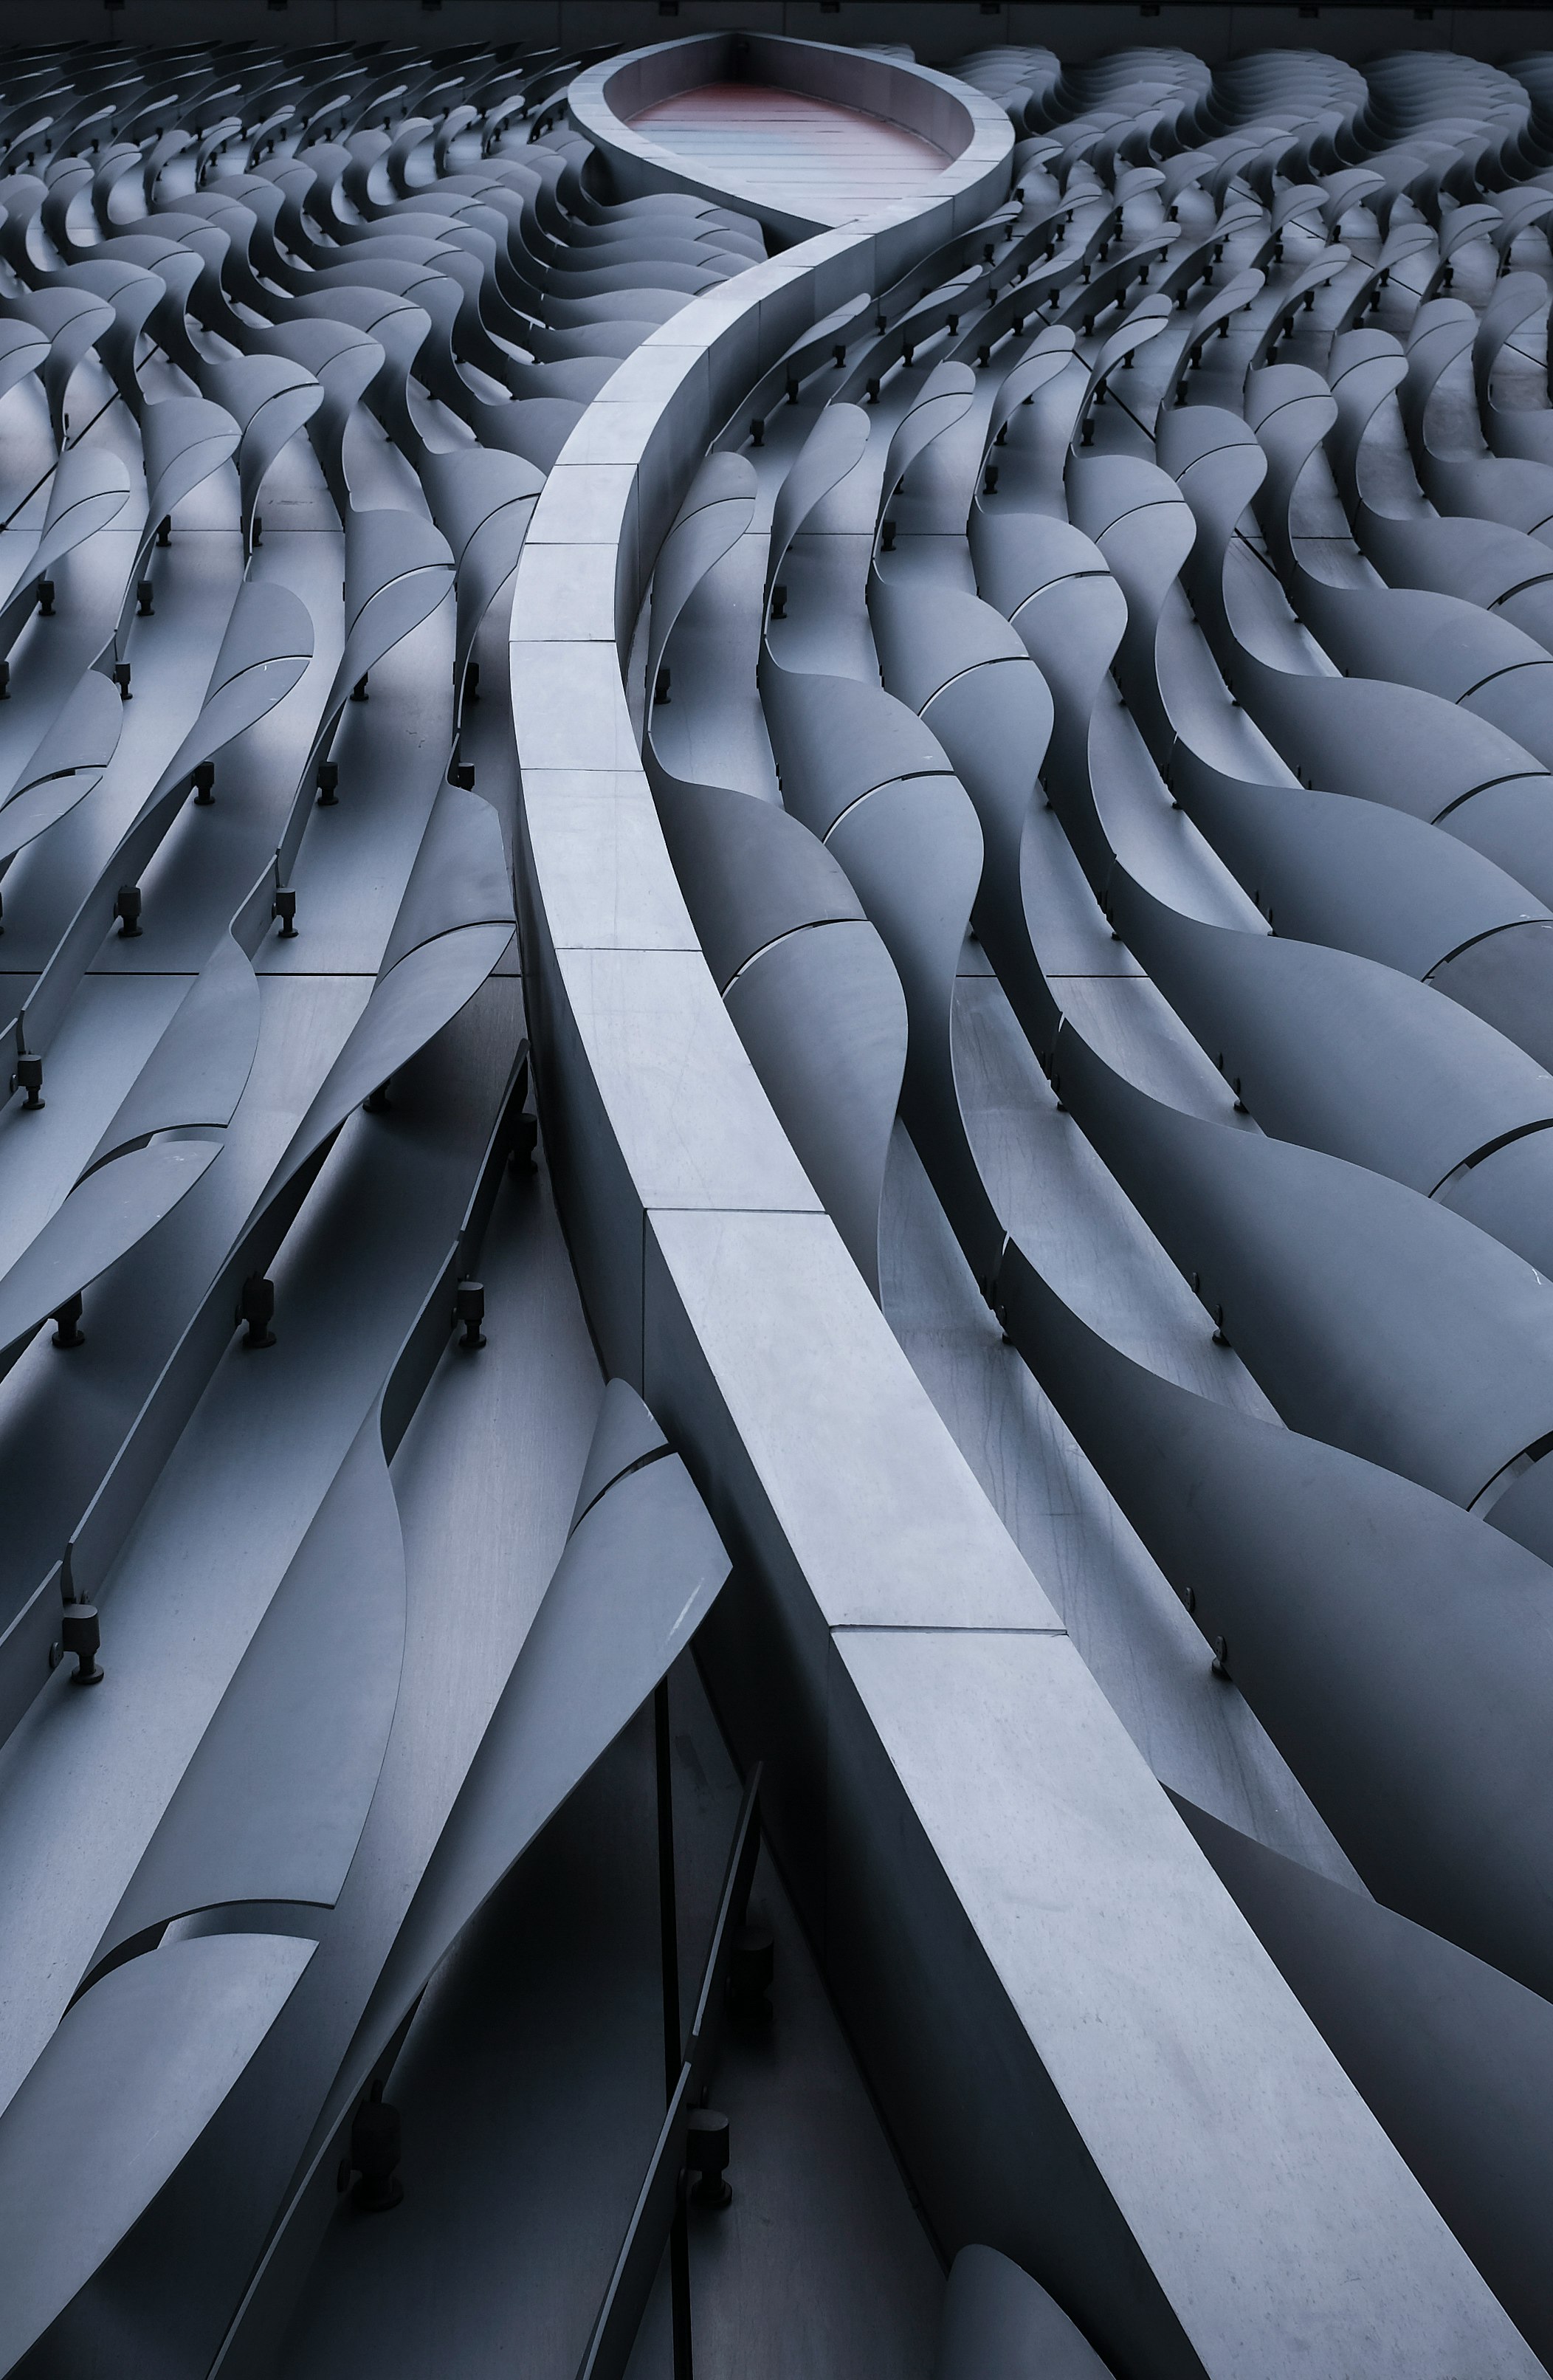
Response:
[655, 1676, 693, 2380]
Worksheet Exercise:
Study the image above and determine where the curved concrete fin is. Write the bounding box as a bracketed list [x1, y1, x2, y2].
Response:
[311, 503, 453, 732]
[158, 575, 316, 797]
[765, 402, 872, 611]
[762, 667, 953, 841]
[0, 447, 131, 657]
[0, 666, 123, 857]
[86, 932, 262, 1169]
[0, 314, 46, 405]
[376, 780, 514, 978]
[1169, 746, 1548, 982]
[983, 329, 1077, 453]
[653, 771, 865, 984]
[726, 920, 906, 1299]
[272, 925, 512, 1206]
[934, 2246, 1115, 2379]
[246, 317, 383, 515]
[568, 1375, 668, 1532]
[995, 1234, 1553, 2004]
[648, 449, 757, 694]
[16, 286, 114, 446]
[341, 1449, 727, 2088]
[0, 1141, 219, 1372]
[199, 354, 323, 551]
[876, 361, 977, 531]
[1175, 1795, 1553, 2378]
[93, 1412, 407, 1966]
[140, 393, 241, 531]
[1050, 1009, 1553, 1509]
[870, 574, 1031, 715]
[418, 445, 544, 692]
[211, 1451, 731, 2372]
[1107, 862, 1553, 1197]
[0, 1936, 314, 2376]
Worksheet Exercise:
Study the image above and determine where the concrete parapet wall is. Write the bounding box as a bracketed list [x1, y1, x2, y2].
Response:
[569, 30, 1009, 234]
[509, 36, 1540, 2375]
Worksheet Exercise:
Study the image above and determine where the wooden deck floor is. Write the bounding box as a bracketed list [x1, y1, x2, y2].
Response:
[627, 80, 950, 224]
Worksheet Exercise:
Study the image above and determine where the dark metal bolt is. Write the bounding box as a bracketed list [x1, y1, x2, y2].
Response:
[455, 1278, 486, 1350]
[362, 1079, 391, 1114]
[450, 760, 475, 789]
[653, 665, 671, 706]
[61, 1602, 103, 1685]
[686, 2108, 731, 2209]
[769, 583, 787, 621]
[156, 515, 171, 547]
[136, 578, 154, 616]
[348, 2087, 404, 2212]
[729, 1922, 774, 2023]
[191, 761, 215, 805]
[273, 884, 297, 938]
[238, 1273, 275, 1349]
[351, 673, 368, 701]
[113, 661, 131, 700]
[465, 661, 481, 702]
[750, 414, 765, 447]
[36, 577, 54, 616]
[1212, 1634, 1230, 1678]
[0, 660, 9, 700]
[16, 1053, 43, 1110]
[52, 1294, 84, 1350]
[880, 520, 895, 551]
[114, 883, 142, 938]
[316, 759, 339, 805]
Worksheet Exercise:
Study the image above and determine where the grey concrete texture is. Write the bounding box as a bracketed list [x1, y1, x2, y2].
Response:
[1, 16, 1553, 2380]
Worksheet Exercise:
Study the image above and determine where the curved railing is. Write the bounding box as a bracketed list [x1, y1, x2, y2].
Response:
[509, 38, 1522, 2377]
[568, 31, 1012, 242]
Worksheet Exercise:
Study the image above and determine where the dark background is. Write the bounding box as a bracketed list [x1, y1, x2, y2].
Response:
[13, 0, 1553, 72]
